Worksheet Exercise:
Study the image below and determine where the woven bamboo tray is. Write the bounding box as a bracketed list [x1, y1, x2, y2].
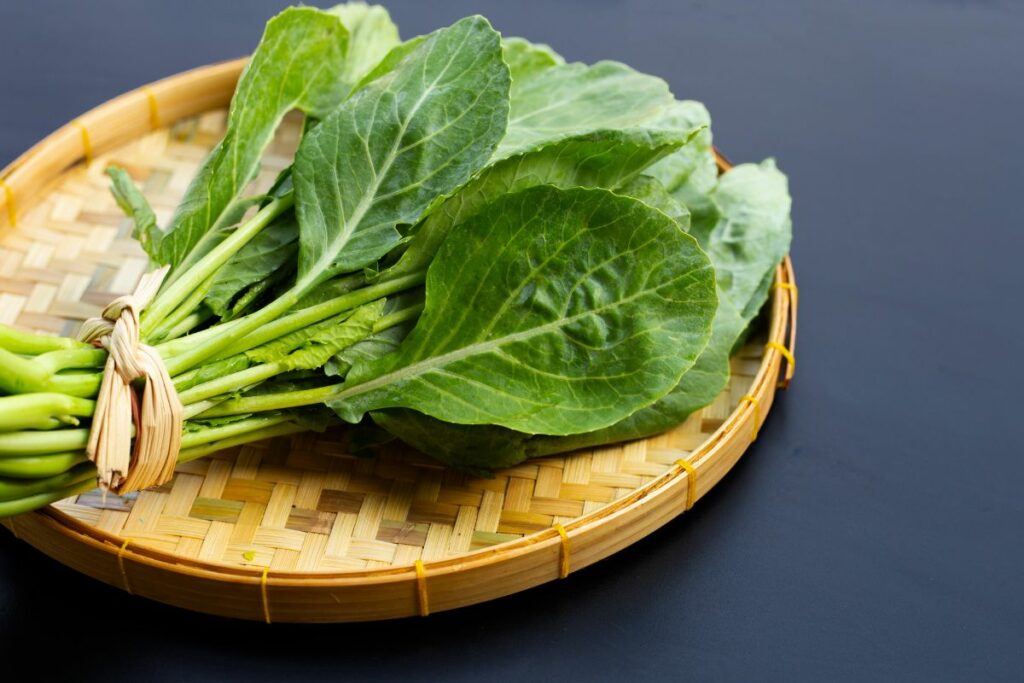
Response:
[0, 59, 797, 622]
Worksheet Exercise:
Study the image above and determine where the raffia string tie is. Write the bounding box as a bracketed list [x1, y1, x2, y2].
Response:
[76, 266, 182, 494]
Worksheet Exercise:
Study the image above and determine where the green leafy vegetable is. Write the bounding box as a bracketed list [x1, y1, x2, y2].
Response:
[496, 61, 675, 159]
[0, 4, 796, 517]
[205, 213, 298, 317]
[153, 7, 353, 270]
[328, 2, 401, 93]
[292, 15, 511, 286]
[646, 100, 719, 241]
[502, 37, 565, 88]
[328, 185, 717, 434]
[369, 160, 792, 467]
[384, 127, 695, 281]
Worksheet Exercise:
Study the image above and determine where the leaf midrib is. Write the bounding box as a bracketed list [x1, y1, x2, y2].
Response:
[333, 269, 704, 405]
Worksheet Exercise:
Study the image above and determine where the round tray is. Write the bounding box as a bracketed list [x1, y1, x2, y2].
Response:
[0, 59, 797, 622]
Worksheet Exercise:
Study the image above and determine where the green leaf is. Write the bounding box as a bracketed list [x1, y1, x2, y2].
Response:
[384, 127, 692, 281]
[247, 300, 385, 371]
[502, 37, 564, 91]
[292, 15, 511, 288]
[205, 213, 298, 317]
[527, 159, 793, 453]
[328, 2, 401, 93]
[371, 160, 792, 467]
[708, 159, 792, 319]
[157, 7, 352, 269]
[106, 166, 159, 263]
[325, 290, 423, 376]
[496, 61, 676, 160]
[615, 174, 690, 231]
[645, 100, 719, 241]
[371, 409, 534, 474]
[328, 185, 717, 435]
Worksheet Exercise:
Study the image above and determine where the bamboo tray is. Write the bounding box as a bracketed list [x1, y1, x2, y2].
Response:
[0, 59, 797, 622]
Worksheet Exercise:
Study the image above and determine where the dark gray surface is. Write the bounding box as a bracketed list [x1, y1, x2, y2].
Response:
[1, 1, 1021, 680]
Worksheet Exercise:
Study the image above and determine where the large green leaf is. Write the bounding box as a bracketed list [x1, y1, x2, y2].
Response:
[502, 37, 564, 92]
[292, 15, 510, 289]
[204, 213, 298, 317]
[496, 61, 675, 159]
[646, 100, 720, 242]
[615, 174, 690, 231]
[328, 185, 717, 435]
[153, 8, 352, 270]
[106, 167, 159, 261]
[328, 2, 401, 93]
[383, 127, 693, 281]
[372, 160, 792, 469]
[708, 159, 792, 318]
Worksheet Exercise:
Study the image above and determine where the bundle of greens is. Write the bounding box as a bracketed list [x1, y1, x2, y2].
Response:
[0, 3, 791, 516]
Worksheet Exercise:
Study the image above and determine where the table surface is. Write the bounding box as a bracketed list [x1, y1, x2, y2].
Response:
[1, 1, 1021, 680]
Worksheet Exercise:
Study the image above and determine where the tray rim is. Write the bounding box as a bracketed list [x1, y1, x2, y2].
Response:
[0, 58, 798, 620]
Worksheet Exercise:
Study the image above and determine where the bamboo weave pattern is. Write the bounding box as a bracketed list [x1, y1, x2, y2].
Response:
[0, 111, 761, 573]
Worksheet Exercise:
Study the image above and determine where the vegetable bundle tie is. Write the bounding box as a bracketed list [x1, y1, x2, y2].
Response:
[76, 266, 182, 493]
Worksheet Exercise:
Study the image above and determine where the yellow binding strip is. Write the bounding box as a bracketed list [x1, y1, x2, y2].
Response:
[554, 523, 571, 579]
[260, 566, 272, 624]
[675, 458, 698, 511]
[765, 340, 795, 388]
[774, 280, 798, 308]
[141, 86, 161, 130]
[414, 559, 430, 617]
[740, 394, 761, 442]
[70, 119, 93, 165]
[1, 178, 15, 227]
[117, 539, 133, 595]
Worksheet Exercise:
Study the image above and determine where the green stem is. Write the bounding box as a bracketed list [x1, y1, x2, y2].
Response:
[177, 362, 283, 406]
[209, 271, 425, 363]
[0, 393, 95, 431]
[141, 194, 294, 336]
[146, 273, 215, 343]
[177, 422, 307, 463]
[0, 347, 100, 397]
[0, 324, 90, 355]
[0, 452, 87, 478]
[0, 428, 89, 456]
[35, 348, 106, 374]
[156, 317, 244, 359]
[179, 414, 294, 450]
[0, 480, 94, 517]
[0, 462, 95, 502]
[192, 302, 424, 418]
[197, 383, 342, 418]
[163, 310, 212, 342]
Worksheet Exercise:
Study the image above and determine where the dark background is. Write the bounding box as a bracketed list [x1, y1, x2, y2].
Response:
[1, 0, 1021, 680]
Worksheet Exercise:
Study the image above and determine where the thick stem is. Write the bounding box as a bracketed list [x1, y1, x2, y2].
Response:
[0, 347, 100, 397]
[209, 271, 425, 362]
[0, 393, 95, 431]
[0, 452, 87, 478]
[177, 362, 283, 406]
[177, 422, 307, 463]
[179, 414, 295, 449]
[0, 462, 95, 502]
[35, 348, 106, 374]
[0, 324, 90, 355]
[192, 302, 424, 418]
[197, 383, 342, 418]
[145, 273, 215, 343]
[0, 480, 94, 517]
[0, 427, 89, 456]
[163, 310, 212, 342]
[141, 194, 294, 335]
